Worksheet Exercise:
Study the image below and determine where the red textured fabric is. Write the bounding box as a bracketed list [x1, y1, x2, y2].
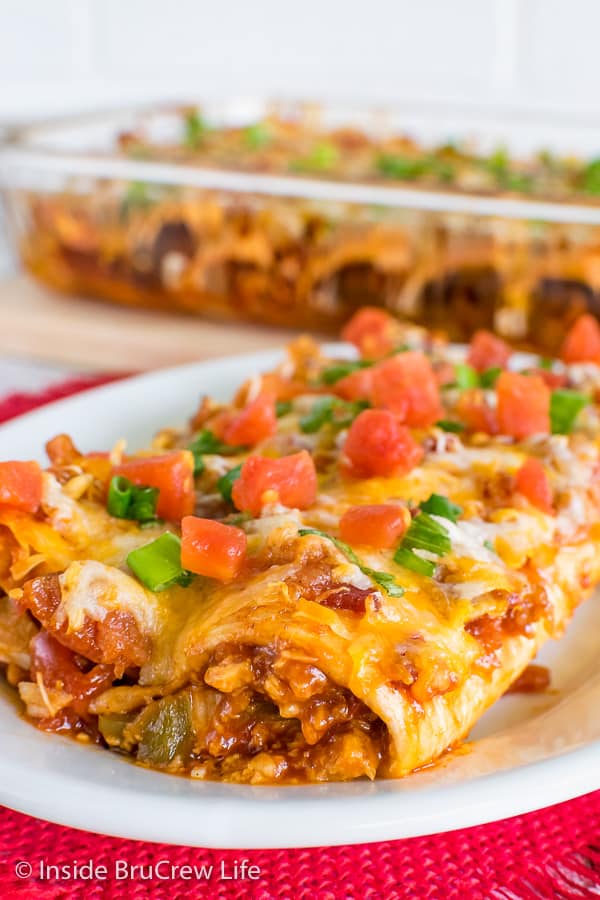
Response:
[1, 378, 600, 900]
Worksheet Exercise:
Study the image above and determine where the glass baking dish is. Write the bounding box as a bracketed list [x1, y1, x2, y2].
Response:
[2, 100, 600, 353]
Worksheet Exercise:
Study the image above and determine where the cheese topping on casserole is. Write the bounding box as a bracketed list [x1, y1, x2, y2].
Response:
[1, 309, 600, 783]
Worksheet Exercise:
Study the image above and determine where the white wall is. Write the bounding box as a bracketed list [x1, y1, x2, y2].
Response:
[1, 0, 600, 132]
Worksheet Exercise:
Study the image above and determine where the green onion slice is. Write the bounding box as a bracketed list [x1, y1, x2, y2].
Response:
[244, 122, 271, 149]
[300, 397, 368, 434]
[298, 528, 404, 598]
[318, 359, 372, 385]
[129, 486, 160, 523]
[436, 419, 465, 433]
[188, 430, 244, 476]
[549, 389, 589, 435]
[453, 363, 479, 390]
[217, 464, 243, 503]
[392, 547, 435, 577]
[479, 366, 502, 388]
[107, 475, 133, 518]
[127, 532, 193, 593]
[183, 110, 207, 149]
[107, 476, 159, 523]
[275, 400, 293, 418]
[419, 493, 462, 522]
[393, 511, 452, 575]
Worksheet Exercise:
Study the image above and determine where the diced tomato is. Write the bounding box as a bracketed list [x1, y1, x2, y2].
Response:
[515, 458, 553, 514]
[181, 516, 247, 581]
[343, 409, 423, 478]
[341, 307, 397, 358]
[339, 504, 409, 549]
[560, 314, 600, 364]
[232, 450, 317, 515]
[113, 450, 195, 521]
[371, 353, 442, 427]
[217, 393, 276, 447]
[434, 361, 457, 387]
[0, 461, 43, 513]
[456, 389, 499, 434]
[496, 371, 550, 439]
[533, 368, 568, 389]
[30, 631, 113, 716]
[334, 367, 374, 402]
[467, 330, 512, 373]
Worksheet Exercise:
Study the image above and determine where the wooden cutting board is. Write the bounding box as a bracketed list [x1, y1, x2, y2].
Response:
[0, 275, 299, 371]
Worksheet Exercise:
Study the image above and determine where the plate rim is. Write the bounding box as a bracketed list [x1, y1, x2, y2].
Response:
[0, 347, 598, 849]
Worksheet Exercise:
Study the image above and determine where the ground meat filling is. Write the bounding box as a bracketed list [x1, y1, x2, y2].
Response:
[466, 581, 553, 671]
[104, 642, 388, 784]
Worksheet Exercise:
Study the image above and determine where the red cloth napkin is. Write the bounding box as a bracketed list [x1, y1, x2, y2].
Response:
[1, 377, 599, 900]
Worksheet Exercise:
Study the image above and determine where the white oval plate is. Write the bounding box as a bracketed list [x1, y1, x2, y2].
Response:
[1, 347, 600, 849]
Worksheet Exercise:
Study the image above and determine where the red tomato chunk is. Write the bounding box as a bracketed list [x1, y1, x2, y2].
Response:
[371, 353, 442, 427]
[334, 367, 374, 402]
[218, 393, 276, 447]
[467, 330, 512, 373]
[496, 372, 550, 440]
[561, 314, 600, 364]
[515, 458, 553, 514]
[340, 504, 409, 549]
[114, 450, 195, 521]
[0, 461, 43, 513]
[181, 516, 247, 581]
[343, 409, 423, 478]
[341, 307, 397, 358]
[232, 450, 317, 515]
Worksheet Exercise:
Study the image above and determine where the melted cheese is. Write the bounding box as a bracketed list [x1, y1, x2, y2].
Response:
[57, 560, 161, 636]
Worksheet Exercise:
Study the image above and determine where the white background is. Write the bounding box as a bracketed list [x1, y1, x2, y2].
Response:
[1, 0, 600, 127]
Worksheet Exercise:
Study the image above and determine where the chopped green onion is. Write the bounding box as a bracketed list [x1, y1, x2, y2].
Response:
[188, 430, 244, 476]
[505, 172, 534, 194]
[550, 389, 589, 434]
[291, 142, 339, 172]
[583, 159, 600, 196]
[392, 546, 435, 577]
[107, 475, 159, 523]
[538, 357, 554, 371]
[376, 154, 424, 181]
[298, 528, 404, 598]
[275, 400, 293, 418]
[430, 157, 456, 184]
[393, 511, 452, 575]
[479, 366, 502, 388]
[183, 109, 207, 149]
[483, 539, 495, 552]
[244, 122, 271, 149]
[453, 363, 479, 390]
[107, 475, 133, 518]
[484, 146, 510, 180]
[318, 359, 372, 385]
[217, 464, 242, 503]
[299, 397, 368, 434]
[419, 493, 462, 522]
[436, 419, 465, 433]
[400, 514, 451, 555]
[127, 532, 193, 592]
[129, 486, 160, 523]
[120, 181, 152, 219]
[300, 397, 336, 433]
